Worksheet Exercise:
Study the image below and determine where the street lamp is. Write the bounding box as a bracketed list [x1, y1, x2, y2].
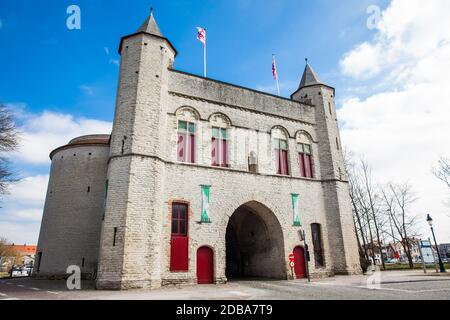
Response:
[426, 214, 446, 273]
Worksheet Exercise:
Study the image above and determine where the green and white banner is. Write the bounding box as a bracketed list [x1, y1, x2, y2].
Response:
[291, 193, 301, 227]
[201, 185, 211, 223]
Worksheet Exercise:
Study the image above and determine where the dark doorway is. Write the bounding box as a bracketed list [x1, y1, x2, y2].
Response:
[225, 201, 286, 280]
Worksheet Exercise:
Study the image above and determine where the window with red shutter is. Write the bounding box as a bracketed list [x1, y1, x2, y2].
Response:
[275, 139, 289, 175]
[298, 143, 314, 178]
[177, 121, 196, 164]
[211, 127, 228, 167]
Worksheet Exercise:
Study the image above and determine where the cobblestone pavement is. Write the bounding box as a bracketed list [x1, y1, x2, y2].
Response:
[0, 271, 449, 300]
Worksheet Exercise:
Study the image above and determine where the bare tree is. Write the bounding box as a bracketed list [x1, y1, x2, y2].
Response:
[0, 104, 18, 198]
[433, 157, 450, 216]
[381, 183, 420, 269]
[434, 157, 450, 189]
[359, 159, 386, 270]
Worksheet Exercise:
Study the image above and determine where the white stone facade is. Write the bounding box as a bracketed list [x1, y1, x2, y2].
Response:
[34, 13, 361, 289]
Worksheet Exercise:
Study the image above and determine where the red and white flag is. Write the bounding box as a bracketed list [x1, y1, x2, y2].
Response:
[197, 27, 206, 45]
[272, 55, 278, 80]
[272, 54, 280, 95]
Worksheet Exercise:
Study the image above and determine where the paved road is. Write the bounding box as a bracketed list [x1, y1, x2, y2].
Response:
[0, 271, 449, 300]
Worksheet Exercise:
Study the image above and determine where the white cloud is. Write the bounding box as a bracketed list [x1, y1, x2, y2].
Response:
[0, 109, 111, 244]
[338, 0, 450, 242]
[109, 58, 120, 66]
[79, 84, 94, 96]
[0, 175, 49, 244]
[11, 110, 112, 165]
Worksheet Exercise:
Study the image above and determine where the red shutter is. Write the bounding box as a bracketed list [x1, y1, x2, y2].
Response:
[189, 134, 195, 163]
[212, 137, 218, 166]
[177, 134, 185, 162]
[299, 153, 306, 177]
[275, 149, 281, 174]
[281, 150, 289, 175]
[307, 155, 314, 178]
[222, 139, 228, 167]
[170, 236, 189, 271]
[304, 154, 311, 178]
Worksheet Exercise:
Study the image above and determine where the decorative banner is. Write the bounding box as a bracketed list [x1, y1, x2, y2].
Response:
[201, 185, 211, 223]
[291, 193, 301, 227]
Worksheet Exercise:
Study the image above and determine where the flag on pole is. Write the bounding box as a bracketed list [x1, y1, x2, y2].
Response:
[196, 27, 206, 45]
[272, 54, 281, 96]
[196, 27, 207, 77]
[272, 55, 278, 80]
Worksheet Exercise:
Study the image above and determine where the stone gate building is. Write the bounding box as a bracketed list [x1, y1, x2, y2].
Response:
[34, 12, 361, 289]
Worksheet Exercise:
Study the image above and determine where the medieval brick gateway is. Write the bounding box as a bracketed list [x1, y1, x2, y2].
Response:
[34, 12, 361, 289]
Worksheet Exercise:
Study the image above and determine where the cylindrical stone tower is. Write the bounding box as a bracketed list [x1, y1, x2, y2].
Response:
[33, 135, 110, 279]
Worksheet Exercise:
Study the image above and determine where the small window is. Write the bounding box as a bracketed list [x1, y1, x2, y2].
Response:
[212, 127, 228, 167]
[171, 203, 188, 236]
[177, 121, 196, 163]
[336, 137, 340, 150]
[113, 227, 118, 247]
[298, 143, 314, 178]
[311, 223, 325, 267]
[328, 102, 332, 115]
[274, 139, 289, 175]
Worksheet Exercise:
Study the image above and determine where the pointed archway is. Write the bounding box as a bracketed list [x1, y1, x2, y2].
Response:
[225, 201, 286, 280]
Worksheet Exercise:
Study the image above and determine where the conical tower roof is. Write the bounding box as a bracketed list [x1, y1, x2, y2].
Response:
[137, 10, 163, 36]
[298, 63, 322, 89]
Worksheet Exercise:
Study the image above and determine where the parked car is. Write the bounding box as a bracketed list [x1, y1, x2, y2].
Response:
[9, 267, 30, 277]
[385, 258, 399, 264]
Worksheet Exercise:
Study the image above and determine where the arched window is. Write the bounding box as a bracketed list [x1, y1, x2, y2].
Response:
[297, 132, 314, 178]
[311, 223, 325, 267]
[210, 113, 231, 168]
[176, 107, 199, 164]
[272, 127, 289, 175]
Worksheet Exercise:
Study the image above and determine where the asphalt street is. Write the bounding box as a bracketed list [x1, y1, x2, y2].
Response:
[0, 270, 449, 300]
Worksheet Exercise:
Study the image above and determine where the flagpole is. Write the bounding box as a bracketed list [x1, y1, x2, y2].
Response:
[276, 74, 281, 96]
[204, 41, 207, 78]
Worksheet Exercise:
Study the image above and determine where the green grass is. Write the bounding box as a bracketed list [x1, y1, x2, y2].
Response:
[382, 263, 450, 271]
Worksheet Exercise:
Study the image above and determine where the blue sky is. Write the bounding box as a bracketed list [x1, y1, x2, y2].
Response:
[2, 0, 450, 245]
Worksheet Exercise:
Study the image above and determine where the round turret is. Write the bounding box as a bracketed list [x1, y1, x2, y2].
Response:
[34, 135, 111, 279]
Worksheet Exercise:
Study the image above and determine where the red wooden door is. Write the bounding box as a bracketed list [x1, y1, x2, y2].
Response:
[294, 246, 307, 279]
[197, 247, 214, 284]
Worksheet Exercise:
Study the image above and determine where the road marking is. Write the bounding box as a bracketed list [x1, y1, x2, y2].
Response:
[1, 298, 19, 300]
[17, 284, 25, 288]
[0, 292, 7, 297]
[31, 287, 40, 291]
[47, 291, 59, 295]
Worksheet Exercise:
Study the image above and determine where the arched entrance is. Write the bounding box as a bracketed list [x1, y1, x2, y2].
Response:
[225, 201, 286, 280]
[197, 246, 214, 284]
[293, 246, 307, 279]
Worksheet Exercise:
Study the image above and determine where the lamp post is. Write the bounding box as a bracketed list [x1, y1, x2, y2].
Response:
[426, 214, 446, 273]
